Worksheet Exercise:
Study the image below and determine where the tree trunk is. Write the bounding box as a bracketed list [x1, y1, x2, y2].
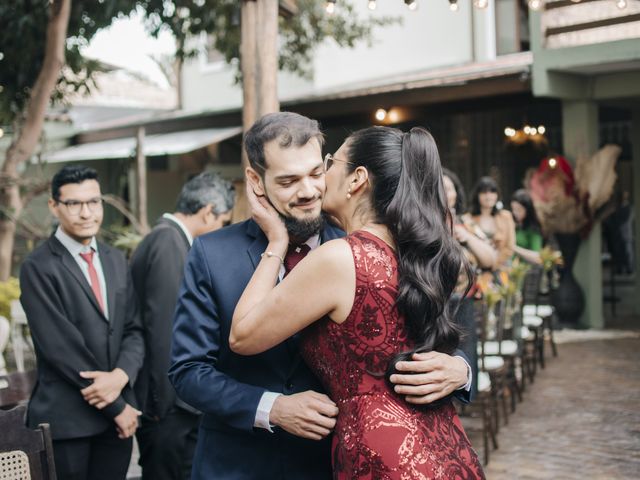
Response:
[235, 0, 259, 222]
[235, 0, 280, 223]
[0, 0, 71, 281]
[256, 0, 280, 117]
[135, 127, 150, 234]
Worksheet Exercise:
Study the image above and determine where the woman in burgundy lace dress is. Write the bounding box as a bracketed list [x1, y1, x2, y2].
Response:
[230, 126, 485, 479]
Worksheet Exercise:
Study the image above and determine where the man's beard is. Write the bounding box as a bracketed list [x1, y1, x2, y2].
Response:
[281, 212, 324, 243]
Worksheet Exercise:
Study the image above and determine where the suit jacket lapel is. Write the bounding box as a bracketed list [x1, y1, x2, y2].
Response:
[98, 244, 116, 322]
[51, 236, 108, 322]
[246, 220, 269, 270]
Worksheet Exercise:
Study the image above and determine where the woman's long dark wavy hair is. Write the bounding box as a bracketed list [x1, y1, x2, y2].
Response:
[344, 126, 473, 381]
[470, 176, 500, 216]
[511, 189, 541, 233]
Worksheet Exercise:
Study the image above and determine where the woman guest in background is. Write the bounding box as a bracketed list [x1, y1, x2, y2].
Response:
[511, 189, 543, 265]
[443, 168, 497, 397]
[443, 169, 497, 271]
[469, 176, 516, 271]
[230, 126, 485, 479]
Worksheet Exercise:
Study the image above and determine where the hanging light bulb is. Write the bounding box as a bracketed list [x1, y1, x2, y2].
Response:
[616, 0, 627, 9]
[368, 0, 377, 10]
[473, 0, 488, 9]
[528, 0, 544, 10]
[504, 127, 516, 137]
[405, 0, 418, 10]
[375, 108, 387, 121]
[449, 0, 459, 11]
[325, 0, 336, 14]
[537, 125, 546, 134]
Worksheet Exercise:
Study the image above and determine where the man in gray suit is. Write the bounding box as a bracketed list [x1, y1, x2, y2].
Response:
[20, 165, 144, 480]
[130, 172, 234, 480]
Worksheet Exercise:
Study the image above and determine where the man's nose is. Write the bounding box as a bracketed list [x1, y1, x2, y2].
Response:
[78, 202, 92, 217]
[297, 177, 317, 199]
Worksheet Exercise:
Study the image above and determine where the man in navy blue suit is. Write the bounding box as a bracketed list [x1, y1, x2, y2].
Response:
[169, 112, 473, 479]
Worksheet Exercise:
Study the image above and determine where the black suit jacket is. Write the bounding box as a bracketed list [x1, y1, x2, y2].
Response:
[130, 217, 194, 418]
[19, 235, 144, 440]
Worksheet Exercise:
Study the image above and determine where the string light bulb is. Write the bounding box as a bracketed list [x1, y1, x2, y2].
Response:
[538, 125, 546, 134]
[473, 0, 488, 9]
[528, 0, 544, 10]
[405, 0, 418, 10]
[616, 0, 627, 9]
[375, 108, 387, 121]
[548, 158, 557, 169]
[449, 0, 459, 11]
[504, 127, 516, 137]
[325, 0, 336, 14]
[368, 0, 377, 10]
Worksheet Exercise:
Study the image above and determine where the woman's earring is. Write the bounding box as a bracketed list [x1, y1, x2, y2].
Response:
[347, 187, 352, 199]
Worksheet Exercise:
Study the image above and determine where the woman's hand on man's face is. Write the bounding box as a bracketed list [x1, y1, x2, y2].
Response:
[246, 180, 289, 246]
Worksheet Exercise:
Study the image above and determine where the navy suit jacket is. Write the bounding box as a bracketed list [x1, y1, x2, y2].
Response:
[169, 219, 471, 479]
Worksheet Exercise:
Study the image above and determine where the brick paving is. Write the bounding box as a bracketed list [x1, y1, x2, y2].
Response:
[465, 336, 640, 479]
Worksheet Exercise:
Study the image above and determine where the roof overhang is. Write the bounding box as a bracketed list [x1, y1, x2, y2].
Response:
[42, 127, 242, 164]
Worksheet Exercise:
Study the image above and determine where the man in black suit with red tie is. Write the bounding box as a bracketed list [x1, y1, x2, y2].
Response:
[130, 172, 234, 480]
[20, 165, 144, 480]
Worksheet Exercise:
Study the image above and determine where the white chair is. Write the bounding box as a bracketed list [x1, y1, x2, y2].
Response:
[10, 301, 32, 373]
[0, 316, 10, 376]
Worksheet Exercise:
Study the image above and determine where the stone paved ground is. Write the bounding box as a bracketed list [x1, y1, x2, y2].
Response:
[463, 335, 640, 479]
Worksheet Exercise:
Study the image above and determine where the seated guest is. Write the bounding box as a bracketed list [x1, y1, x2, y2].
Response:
[468, 176, 516, 271]
[511, 189, 543, 265]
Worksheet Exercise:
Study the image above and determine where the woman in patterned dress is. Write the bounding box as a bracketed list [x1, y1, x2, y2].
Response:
[230, 126, 485, 479]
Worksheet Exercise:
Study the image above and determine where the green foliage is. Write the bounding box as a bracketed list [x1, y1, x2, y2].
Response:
[0, 277, 20, 319]
[0, 0, 136, 125]
[136, 0, 399, 81]
[102, 225, 143, 258]
[0, 0, 398, 125]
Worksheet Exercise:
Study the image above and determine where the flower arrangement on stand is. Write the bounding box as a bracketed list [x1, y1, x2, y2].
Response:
[539, 246, 563, 293]
[528, 145, 621, 325]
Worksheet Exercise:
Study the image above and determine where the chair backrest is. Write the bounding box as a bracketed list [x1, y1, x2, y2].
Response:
[0, 406, 57, 480]
[522, 265, 543, 307]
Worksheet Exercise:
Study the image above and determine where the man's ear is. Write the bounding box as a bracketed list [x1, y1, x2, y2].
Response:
[245, 167, 265, 196]
[48, 198, 59, 219]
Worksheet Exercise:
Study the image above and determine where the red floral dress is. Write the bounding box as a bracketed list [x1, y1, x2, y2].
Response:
[300, 231, 485, 479]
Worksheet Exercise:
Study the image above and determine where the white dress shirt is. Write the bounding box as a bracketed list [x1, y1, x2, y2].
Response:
[55, 227, 109, 320]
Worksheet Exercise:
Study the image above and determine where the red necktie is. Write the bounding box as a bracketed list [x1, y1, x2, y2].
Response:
[283, 244, 311, 277]
[79, 250, 105, 313]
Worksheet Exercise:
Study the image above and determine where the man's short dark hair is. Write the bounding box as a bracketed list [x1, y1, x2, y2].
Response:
[243, 112, 324, 174]
[51, 165, 99, 201]
[175, 172, 235, 216]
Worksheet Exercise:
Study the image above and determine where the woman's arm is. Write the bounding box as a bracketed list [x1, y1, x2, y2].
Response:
[514, 245, 541, 264]
[230, 239, 355, 355]
[454, 224, 497, 269]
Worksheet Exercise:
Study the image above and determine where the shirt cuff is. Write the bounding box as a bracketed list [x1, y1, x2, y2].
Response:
[254, 391, 282, 432]
[454, 355, 473, 392]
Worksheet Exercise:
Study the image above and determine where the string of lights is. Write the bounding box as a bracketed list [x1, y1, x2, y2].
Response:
[324, 0, 630, 14]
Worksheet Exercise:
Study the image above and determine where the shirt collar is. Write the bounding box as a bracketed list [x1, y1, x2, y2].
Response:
[304, 234, 321, 251]
[54, 226, 98, 256]
[162, 213, 193, 246]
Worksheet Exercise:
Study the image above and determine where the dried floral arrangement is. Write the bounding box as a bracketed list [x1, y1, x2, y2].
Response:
[528, 145, 621, 236]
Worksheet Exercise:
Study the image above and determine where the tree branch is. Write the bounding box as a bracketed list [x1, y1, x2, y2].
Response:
[2, 0, 71, 173]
